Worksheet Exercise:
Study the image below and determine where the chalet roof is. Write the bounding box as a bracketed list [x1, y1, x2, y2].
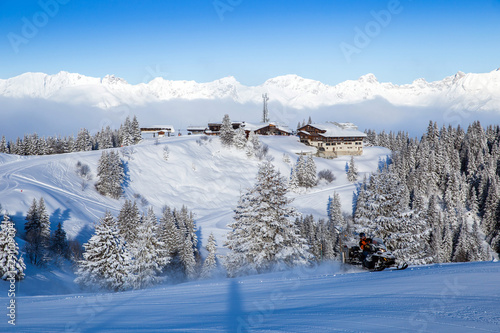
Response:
[304, 123, 366, 138]
[244, 122, 292, 134]
[141, 125, 175, 132]
[187, 126, 206, 131]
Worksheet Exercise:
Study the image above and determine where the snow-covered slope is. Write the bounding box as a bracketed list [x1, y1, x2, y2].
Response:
[0, 135, 390, 246]
[1, 261, 499, 332]
[1, 69, 500, 111]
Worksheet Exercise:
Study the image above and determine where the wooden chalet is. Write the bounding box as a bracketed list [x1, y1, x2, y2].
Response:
[297, 122, 366, 157]
[243, 122, 292, 136]
[140, 125, 175, 138]
[205, 121, 245, 135]
[253, 123, 291, 136]
[186, 126, 206, 135]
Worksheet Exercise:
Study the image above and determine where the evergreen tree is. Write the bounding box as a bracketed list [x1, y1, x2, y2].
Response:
[220, 114, 234, 147]
[95, 151, 124, 199]
[288, 164, 300, 192]
[0, 214, 26, 280]
[225, 161, 310, 276]
[130, 208, 168, 289]
[131, 115, 142, 144]
[38, 197, 51, 247]
[50, 222, 69, 259]
[201, 233, 217, 279]
[74, 128, 92, 152]
[24, 198, 50, 265]
[117, 200, 141, 245]
[347, 156, 358, 182]
[0, 136, 7, 153]
[75, 212, 132, 291]
[159, 206, 181, 260]
[120, 116, 134, 147]
[303, 155, 317, 188]
[453, 219, 472, 262]
[233, 127, 247, 150]
[180, 237, 197, 279]
[327, 192, 345, 253]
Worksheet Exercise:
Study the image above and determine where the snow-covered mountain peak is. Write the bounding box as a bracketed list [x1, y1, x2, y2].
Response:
[101, 74, 128, 85]
[1, 69, 500, 112]
[357, 73, 378, 84]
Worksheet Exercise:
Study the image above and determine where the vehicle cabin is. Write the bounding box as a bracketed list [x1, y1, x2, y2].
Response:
[297, 122, 366, 157]
[141, 125, 175, 138]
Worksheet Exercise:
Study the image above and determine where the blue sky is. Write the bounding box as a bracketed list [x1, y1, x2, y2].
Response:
[1, 0, 499, 86]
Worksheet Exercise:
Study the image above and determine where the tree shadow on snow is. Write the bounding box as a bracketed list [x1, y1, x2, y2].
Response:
[227, 279, 247, 333]
[50, 208, 71, 232]
[121, 160, 131, 190]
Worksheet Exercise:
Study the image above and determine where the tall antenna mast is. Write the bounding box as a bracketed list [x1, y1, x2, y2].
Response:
[262, 93, 269, 123]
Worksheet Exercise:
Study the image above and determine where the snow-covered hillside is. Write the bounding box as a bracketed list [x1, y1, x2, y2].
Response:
[1, 261, 499, 332]
[0, 135, 390, 247]
[1, 69, 500, 111]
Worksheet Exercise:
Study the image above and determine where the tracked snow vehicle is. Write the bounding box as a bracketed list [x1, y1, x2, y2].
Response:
[342, 238, 408, 271]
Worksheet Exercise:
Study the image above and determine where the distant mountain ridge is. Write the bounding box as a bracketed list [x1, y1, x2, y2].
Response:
[1, 69, 499, 111]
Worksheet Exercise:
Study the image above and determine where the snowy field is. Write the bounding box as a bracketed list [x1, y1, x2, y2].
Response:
[1, 261, 499, 332]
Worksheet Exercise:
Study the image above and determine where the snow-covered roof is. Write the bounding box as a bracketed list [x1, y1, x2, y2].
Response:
[187, 126, 206, 131]
[141, 125, 175, 133]
[244, 122, 292, 133]
[308, 123, 366, 138]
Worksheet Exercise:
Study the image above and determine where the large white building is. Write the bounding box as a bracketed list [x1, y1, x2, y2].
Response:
[297, 122, 366, 157]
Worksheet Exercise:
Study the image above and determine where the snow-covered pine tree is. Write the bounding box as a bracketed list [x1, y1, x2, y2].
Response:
[75, 212, 132, 291]
[0, 214, 26, 280]
[353, 176, 373, 229]
[347, 156, 358, 183]
[95, 151, 124, 199]
[201, 233, 217, 279]
[74, 128, 93, 152]
[117, 200, 141, 245]
[224, 192, 256, 277]
[288, 164, 300, 193]
[294, 155, 306, 187]
[38, 197, 51, 248]
[130, 208, 168, 289]
[159, 206, 181, 260]
[131, 115, 142, 144]
[225, 161, 310, 276]
[220, 114, 234, 147]
[0, 136, 8, 153]
[327, 192, 345, 253]
[303, 155, 317, 188]
[233, 127, 247, 150]
[24, 198, 50, 265]
[50, 222, 69, 259]
[120, 116, 134, 147]
[180, 237, 197, 280]
[441, 221, 454, 263]
[452, 218, 473, 262]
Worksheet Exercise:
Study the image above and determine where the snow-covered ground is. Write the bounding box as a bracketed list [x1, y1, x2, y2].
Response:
[0, 135, 499, 331]
[1, 261, 499, 332]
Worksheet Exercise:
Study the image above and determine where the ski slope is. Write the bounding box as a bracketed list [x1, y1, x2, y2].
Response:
[1, 261, 499, 332]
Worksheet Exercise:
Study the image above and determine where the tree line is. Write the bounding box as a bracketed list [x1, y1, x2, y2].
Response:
[0, 116, 142, 156]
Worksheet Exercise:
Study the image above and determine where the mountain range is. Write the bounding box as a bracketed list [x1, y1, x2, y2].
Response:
[1, 69, 499, 111]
